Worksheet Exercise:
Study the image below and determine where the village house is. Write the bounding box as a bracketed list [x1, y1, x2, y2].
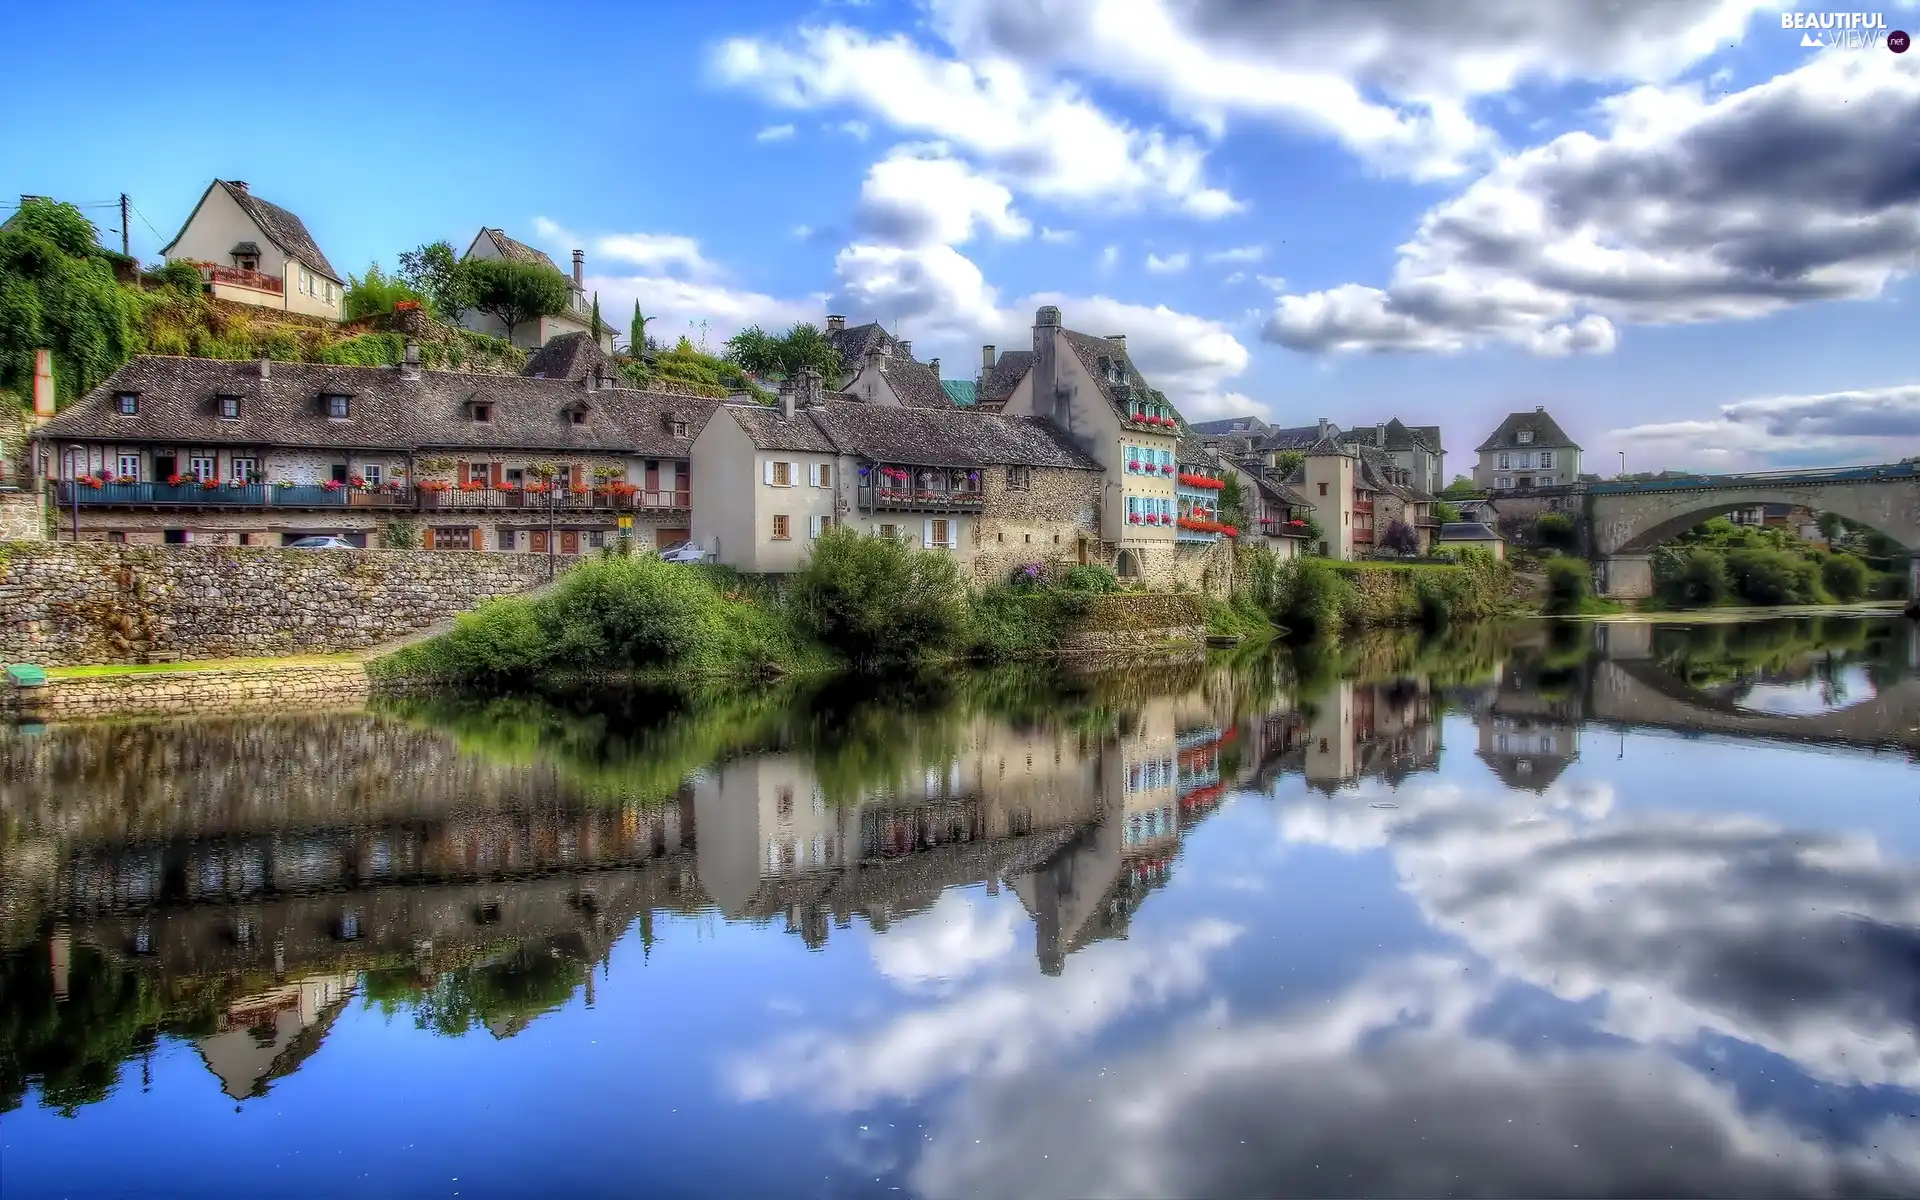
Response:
[1221, 456, 1314, 559]
[1339, 418, 1446, 496]
[458, 228, 613, 352]
[30, 348, 718, 552]
[160, 179, 344, 320]
[1474, 407, 1581, 490]
[688, 369, 1103, 577]
[822, 316, 955, 408]
[976, 308, 1228, 591]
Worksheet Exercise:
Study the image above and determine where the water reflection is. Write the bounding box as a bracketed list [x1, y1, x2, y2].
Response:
[1, 616, 1917, 1197]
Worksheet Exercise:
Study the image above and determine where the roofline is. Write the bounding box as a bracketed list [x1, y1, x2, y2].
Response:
[158, 179, 220, 257]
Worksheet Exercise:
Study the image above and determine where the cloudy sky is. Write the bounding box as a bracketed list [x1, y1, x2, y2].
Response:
[5, 0, 1919, 471]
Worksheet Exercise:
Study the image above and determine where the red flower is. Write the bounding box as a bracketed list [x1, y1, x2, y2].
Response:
[418, 480, 451, 493]
[321, 479, 344, 491]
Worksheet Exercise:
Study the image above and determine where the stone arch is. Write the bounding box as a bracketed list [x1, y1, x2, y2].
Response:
[1593, 481, 1920, 557]
[1115, 549, 1142, 579]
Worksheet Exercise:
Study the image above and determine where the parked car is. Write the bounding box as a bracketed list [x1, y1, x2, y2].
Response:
[285, 535, 357, 550]
[659, 541, 709, 564]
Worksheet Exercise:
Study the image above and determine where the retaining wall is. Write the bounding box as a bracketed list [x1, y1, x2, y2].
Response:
[0, 542, 549, 666]
[4, 663, 370, 721]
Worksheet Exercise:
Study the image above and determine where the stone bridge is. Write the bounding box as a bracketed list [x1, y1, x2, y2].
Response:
[1579, 462, 1920, 599]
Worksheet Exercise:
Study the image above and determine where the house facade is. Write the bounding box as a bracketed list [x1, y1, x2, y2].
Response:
[1339, 418, 1445, 496]
[31, 349, 717, 552]
[823, 317, 954, 409]
[161, 179, 344, 320]
[1474, 407, 1581, 490]
[459, 229, 612, 352]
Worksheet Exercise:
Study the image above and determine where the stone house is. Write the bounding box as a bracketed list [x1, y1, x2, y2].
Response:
[688, 370, 1103, 578]
[1220, 457, 1313, 559]
[160, 179, 344, 320]
[30, 348, 719, 551]
[1301, 436, 1359, 559]
[823, 317, 955, 408]
[977, 308, 1220, 590]
[1339, 418, 1445, 496]
[1474, 407, 1581, 490]
[458, 228, 613, 351]
[1355, 445, 1440, 554]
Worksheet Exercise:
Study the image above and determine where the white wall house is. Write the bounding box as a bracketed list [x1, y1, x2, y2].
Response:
[458, 228, 613, 352]
[1473, 407, 1582, 491]
[161, 179, 344, 321]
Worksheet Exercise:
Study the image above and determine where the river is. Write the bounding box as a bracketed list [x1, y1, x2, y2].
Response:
[2, 615, 1917, 1198]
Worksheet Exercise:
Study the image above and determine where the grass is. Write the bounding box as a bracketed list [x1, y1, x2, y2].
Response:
[43, 653, 361, 679]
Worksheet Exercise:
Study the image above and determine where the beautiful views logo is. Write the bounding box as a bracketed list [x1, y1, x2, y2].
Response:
[1782, 10, 1910, 50]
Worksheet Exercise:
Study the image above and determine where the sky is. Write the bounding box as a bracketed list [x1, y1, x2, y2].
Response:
[3, 0, 1919, 475]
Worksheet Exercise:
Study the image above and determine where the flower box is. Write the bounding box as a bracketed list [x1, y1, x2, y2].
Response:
[1129, 514, 1142, 524]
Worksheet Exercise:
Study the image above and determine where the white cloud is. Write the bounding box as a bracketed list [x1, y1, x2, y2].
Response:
[1145, 251, 1190, 274]
[854, 149, 1030, 247]
[1098, 244, 1119, 272]
[755, 123, 796, 142]
[1206, 245, 1265, 264]
[792, 224, 813, 240]
[1039, 226, 1075, 244]
[594, 232, 718, 278]
[1611, 383, 1920, 470]
[713, 25, 1242, 217]
[531, 215, 570, 243]
[1223, 271, 1246, 285]
[866, 890, 1020, 993]
[1266, 53, 1920, 356]
[586, 272, 827, 347]
[929, 0, 1782, 181]
[837, 119, 872, 140]
[1254, 273, 1287, 292]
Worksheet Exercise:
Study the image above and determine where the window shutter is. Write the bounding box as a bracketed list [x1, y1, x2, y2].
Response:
[422, 528, 435, 550]
[457, 461, 470, 486]
[820, 463, 832, 489]
[491, 462, 505, 488]
[922, 519, 934, 548]
[808, 463, 820, 488]
[945, 521, 957, 549]
[764, 461, 776, 486]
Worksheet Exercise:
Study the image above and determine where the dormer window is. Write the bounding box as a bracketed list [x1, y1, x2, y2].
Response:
[324, 394, 351, 419]
[218, 395, 241, 420]
[671, 420, 689, 438]
[569, 409, 586, 425]
[473, 403, 492, 423]
[1517, 430, 1534, 444]
[663, 412, 689, 439]
[115, 392, 139, 416]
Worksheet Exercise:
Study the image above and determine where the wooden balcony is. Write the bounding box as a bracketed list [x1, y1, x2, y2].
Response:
[419, 487, 689, 513]
[856, 484, 985, 514]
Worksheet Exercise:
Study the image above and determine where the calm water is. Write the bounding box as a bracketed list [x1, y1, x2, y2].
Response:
[4, 616, 1919, 1199]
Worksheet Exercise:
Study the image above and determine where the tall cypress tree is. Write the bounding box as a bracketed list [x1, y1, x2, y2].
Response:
[590, 292, 603, 342]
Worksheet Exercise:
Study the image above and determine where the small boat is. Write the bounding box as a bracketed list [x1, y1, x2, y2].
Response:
[1206, 633, 1243, 648]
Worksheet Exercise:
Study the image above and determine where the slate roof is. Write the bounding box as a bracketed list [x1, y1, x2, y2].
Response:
[1355, 446, 1435, 502]
[475, 228, 562, 273]
[723, 403, 841, 453]
[1190, 417, 1269, 437]
[1439, 521, 1503, 541]
[1058, 329, 1179, 426]
[940, 379, 977, 406]
[523, 331, 621, 384]
[1476, 409, 1580, 452]
[878, 356, 955, 409]
[1339, 418, 1440, 454]
[824, 321, 892, 374]
[1253, 476, 1312, 514]
[977, 350, 1034, 410]
[806, 401, 1102, 470]
[1257, 424, 1332, 452]
[35, 356, 721, 457]
[164, 180, 341, 282]
[1305, 434, 1354, 457]
[1176, 431, 1221, 469]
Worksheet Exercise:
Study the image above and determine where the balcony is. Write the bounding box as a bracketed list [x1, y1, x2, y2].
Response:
[198, 263, 283, 296]
[57, 481, 408, 509]
[1260, 517, 1313, 538]
[419, 487, 689, 513]
[857, 467, 985, 514]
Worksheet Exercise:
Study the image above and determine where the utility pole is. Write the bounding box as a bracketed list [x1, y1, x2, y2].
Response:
[119, 194, 130, 258]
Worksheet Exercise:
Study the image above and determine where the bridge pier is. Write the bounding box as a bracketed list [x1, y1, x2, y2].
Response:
[1593, 555, 1653, 600]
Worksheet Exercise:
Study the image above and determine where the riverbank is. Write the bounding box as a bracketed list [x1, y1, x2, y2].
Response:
[1569, 600, 1908, 624]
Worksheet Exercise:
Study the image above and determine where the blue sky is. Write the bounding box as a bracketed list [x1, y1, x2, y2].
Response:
[4, 0, 1919, 474]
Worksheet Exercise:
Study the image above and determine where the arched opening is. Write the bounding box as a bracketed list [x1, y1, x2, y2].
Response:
[1115, 549, 1142, 579]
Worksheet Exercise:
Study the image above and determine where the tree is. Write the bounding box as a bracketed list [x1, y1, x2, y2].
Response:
[1432, 500, 1463, 524]
[629, 301, 654, 354]
[590, 293, 603, 343]
[0, 197, 145, 408]
[456, 257, 570, 344]
[1440, 475, 1484, 499]
[343, 263, 424, 320]
[723, 322, 844, 381]
[1219, 472, 1250, 532]
[789, 526, 970, 667]
[1381, 519, 1419, 555]
[397, 240, 471, 324]
[1269, 449, 1305, 478]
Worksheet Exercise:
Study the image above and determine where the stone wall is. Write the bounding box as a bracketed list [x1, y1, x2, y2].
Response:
[4, 663, 370, 720]
[1056, 593, 1206, 662]
[0, 490, 45, 542]
[970, 466, 1102, 585]
[0, 542, 551, 666]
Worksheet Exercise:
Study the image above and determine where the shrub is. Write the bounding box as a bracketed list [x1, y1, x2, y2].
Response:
[1542, 556, 1592, 615]
[789, 526, 970, 666]
[538, 553, 715, 668]
[428, 599, 555, 682]
[1060, 563, 1118, 594]
[1820, 553, 1869, 603]
[1381, 519, 1418, 555]
[380, 521, 419, 550]
[1725, 547, 1822, 606]
[1663, 548, 1730, 607]
[1534, 512, 1577, 552]
[1275, 557, 1353, 637]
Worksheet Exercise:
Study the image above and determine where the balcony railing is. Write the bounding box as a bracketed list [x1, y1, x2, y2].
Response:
[1260, 517, 1313, 537]
[57, 481, 409, 508]
[199, 264, 283, 295]
[856, 484, 985, 513]
[419, 487, 689, 513]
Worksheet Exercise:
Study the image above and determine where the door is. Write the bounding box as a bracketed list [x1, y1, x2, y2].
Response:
[154, 455, 177, 482]
[530, 530, 549, 554]
[645, 460, 660, 504]
[330, 463, 349, 484]
[656, 527, 690, 550]
[560, 530, 579, 556]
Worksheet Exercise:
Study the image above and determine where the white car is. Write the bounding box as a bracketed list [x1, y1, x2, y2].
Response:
[285, 535, 357, 550]
[658, 542, 709, 563]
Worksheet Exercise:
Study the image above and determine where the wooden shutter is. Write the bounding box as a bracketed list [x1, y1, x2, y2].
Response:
[491, 462, 505, 488]
[764, 461, 776, 486]
[422, 528, 435, 550]
[922, 519, 934, 548]
[457, 461, 471, 486]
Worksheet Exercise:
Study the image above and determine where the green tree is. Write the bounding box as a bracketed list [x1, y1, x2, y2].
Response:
[397, 240, 471, 324]
[1663, 547, 1731, 607]
[1269, 449, 1305, 478]
[343, 263, 424, 321]
[0, 197, 145, 407]
[1440, 475, 1484, 499]
[789, 526, 970, 667]
[590, 293, 603, 342]
[1820, 553, 1869, 603]
[629, 301, 654, 354]
[456, 257, 571, 344]
[1432, 500, 1463, 524]
[1542, 556, 1592, 615]
[1381, 518, 1419, 555]
[724, 322, 843, 381]
[1219, 472, 1250, 531]
[1534, 512, 1577, 552]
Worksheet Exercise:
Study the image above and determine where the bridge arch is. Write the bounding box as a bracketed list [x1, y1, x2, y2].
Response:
[1593, 483, 1919, 557]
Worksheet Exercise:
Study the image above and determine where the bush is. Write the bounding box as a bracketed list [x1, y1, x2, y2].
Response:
[1542, 556, 1592, 615]
[1821, 553, 1869, 603]
[1275, 557, 1354, 637]
[1725, 547, 1823, 606]
[1663, 548, 1730, 607]
[789, 526, 970, 666]
[429, 599, 555, 682]
[380, 521, 419, 550]
[1060, 563, 1118, 594]
[1535, 513, 1577, 553]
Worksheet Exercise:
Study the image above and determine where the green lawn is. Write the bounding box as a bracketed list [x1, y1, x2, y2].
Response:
[43, 654, 363, 679]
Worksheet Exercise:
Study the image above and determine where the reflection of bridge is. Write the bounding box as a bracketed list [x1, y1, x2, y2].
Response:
[1571, 462, 1920, 599]
[1590, 659, 1920, 753]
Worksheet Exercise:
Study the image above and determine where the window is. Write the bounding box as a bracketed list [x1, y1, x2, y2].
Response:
[107, 530, 126, 544]
[772, 514, 791, 540]
[218, 395, 240, 419]
[1497, 452, 1510, 469]
[116, 392, 138, 415]
[587, 530, 605, 549]
[670, 420, 688, 438]
[473, 404, 492, 423]
[325, 394, 350, 419]
[877, 523, 898, 539]
[231, 457, 256, 483]
[116, 454, 140, 481]
[1517, 430, 1534, 444]
[1317, 481, 1328, 497]
[1007, 466, 1031, 489]
[1539, 451, 1553, 468]
[1495, 476, 1512, 489]
[362, 464, 382, 488]
[569, 409, 585, 425]
[809, 514, 829, 538]
[1127, 495, 1139, 522]
[809, 463, 832, 488]
[430, 527, 474, 551]
[928, 518, 952, 548]
[769, 461, 793, 487]
[187, 455, 215, 482]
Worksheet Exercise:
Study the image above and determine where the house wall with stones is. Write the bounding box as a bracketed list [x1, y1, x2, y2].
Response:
[968, 466, 1103, 585]
[0, 542, 550, 666]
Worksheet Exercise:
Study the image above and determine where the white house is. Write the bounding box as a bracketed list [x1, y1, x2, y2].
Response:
[458, 228, 612, 352]
[161, 179, 344, 320]
[1473, 407, 1582, 491]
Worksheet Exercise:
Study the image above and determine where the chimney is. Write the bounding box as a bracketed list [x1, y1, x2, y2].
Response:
[981, 344, 996, 372]
[1375, 421, 1386, 447]
[928, 357, 940, 378]
[826, 314, 846, 333]
[1316, 416, 1329, 440]
[400, 340, 421, 380]
[571, 250, 584, 287]
[1536, 405, 1545, 412]
[797, 367, 823, 409]
[258, 356, 271, 380]
[229, 180, 249, 193]
[1107, 334, 1126, 351]
[897, 340, 912, 360]
[30, 349, 55, 419]
[1032, 305, 1062, 425]
[779, 381, 795, 421]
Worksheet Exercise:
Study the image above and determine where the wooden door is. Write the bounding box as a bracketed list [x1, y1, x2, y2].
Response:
[560, 530, 580, 555]
[530, 530, 549, 554]
[656, 527, 690, 549]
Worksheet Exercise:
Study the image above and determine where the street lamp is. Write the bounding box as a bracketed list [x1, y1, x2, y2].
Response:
[1618, 450, 1626, 479]
[62, 447, 81, 541]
